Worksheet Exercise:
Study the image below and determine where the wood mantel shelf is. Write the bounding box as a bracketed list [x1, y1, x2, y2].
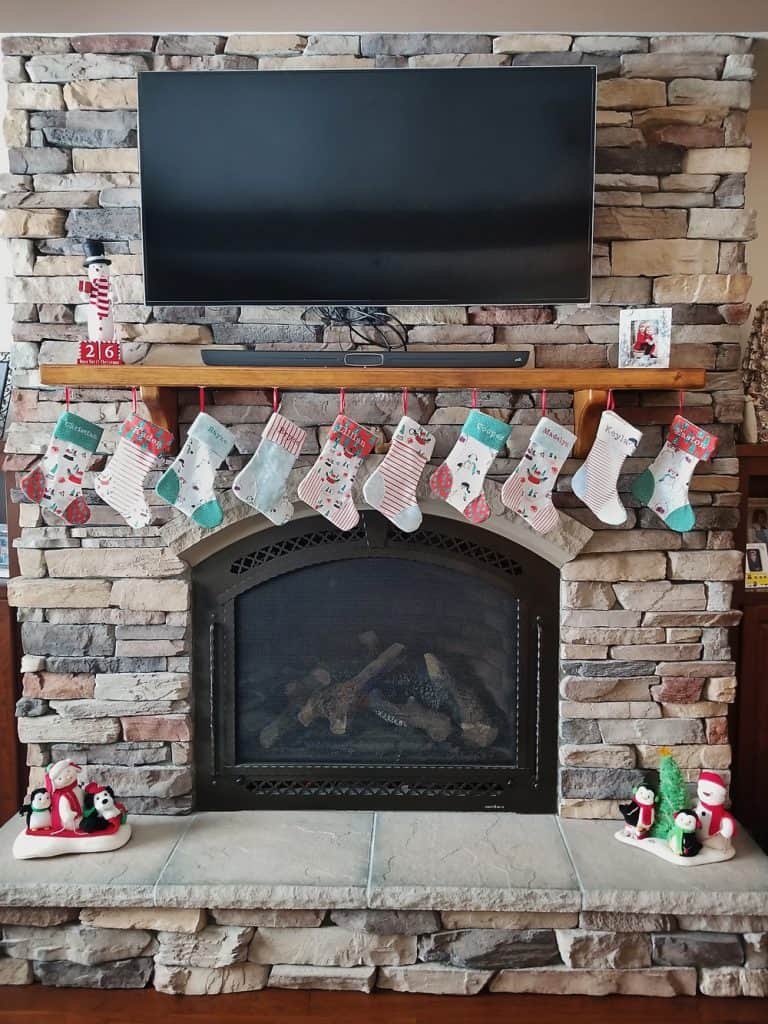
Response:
[38, 365, 706, 458]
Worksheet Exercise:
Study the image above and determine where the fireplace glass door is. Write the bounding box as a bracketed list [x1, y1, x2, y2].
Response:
[194, 514, 557, 812]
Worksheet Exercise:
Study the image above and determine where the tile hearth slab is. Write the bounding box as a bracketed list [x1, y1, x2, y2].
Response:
[560, 819, 768, 916]
[153, 811, 374, 909]
[0, 815, 192, 907]
[368, 812, 580, 912]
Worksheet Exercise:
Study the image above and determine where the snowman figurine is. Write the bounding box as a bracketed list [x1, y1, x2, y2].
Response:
[78, 239, 113, 346]
[45, 759, 84, 832]
[694, 770, 736, 854]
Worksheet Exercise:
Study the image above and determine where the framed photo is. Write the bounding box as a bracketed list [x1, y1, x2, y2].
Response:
[745, 500, 768, 589]
[746, 542, 768, 589]
[618, 307, 672, 369]
[747, 498, 768, 544]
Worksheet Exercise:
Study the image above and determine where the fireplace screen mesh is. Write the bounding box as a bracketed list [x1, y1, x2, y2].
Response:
[234, 557, 519, 768]
[194, 513, 557, 811]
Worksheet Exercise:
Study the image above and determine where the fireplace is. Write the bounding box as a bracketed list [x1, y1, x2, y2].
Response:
[193, 513, 558, 812]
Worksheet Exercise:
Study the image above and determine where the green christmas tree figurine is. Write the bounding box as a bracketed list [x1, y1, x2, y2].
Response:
[651, 750, 689, 840]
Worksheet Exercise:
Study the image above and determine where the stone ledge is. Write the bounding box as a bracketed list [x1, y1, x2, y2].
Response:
[0, 811, 766, 916]
[162, 489, 592, 570]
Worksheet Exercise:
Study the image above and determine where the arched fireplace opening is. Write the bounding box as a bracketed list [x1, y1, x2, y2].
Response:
[193, 512, 558, 812]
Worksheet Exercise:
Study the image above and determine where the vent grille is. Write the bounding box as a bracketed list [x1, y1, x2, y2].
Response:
[230, 519, 522, 577]
[230, 523, 368, 574]
[388, 527, 523, 576]
[233, 776, 506, 799]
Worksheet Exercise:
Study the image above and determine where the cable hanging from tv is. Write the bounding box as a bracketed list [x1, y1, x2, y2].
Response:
[302, 306, 408, 352]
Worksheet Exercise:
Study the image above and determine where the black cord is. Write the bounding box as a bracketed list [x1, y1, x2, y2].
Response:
[302, 306, 408, 352]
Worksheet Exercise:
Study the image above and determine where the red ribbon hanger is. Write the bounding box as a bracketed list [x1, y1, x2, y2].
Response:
[471, 387, 478, 409]
[64, 386, 70, 412]
[198, 386, 206, 413]
[272, 387, 279, 413]
[131, 386, 138, 414]
[541, 388, 547, 418]
[402, 386, 408, 417]
[339, 387, 346, 415]
[606, 388, 615, 412]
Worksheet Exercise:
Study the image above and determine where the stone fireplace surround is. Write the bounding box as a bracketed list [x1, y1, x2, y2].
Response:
[1, 27, 767, 997]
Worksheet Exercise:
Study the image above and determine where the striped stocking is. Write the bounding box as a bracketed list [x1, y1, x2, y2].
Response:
[95, 414, 174, 528]
[297, 414, 376, 531]
[572, 410, 642, 526]
[363, 415, 435, 532]
[501, 417, 576, 534]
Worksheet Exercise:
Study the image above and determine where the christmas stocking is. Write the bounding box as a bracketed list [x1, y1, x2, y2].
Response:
[297, 414, 376, 531]
[95, 414, 174, 529]
[429, 410, 511, 525]
[501, 417, 576, 534]
[20, 411, 103, 525]
[155, 412, 235, 529]
[572, 410, 643, 526]
[233, 411, 307, 525]
[363, 415, 435, 532]
[632, 414, 718, 533]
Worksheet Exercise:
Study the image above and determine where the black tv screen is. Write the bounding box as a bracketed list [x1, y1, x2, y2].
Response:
[138, 67, 596, 306]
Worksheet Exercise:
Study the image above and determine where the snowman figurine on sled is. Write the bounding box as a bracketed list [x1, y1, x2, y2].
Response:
[13, 759, 131, 860]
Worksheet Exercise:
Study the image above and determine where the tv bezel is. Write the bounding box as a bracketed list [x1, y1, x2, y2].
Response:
[137, 66, 597, 308]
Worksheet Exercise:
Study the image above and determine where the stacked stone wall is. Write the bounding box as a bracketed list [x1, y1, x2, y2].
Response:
[0, 905, 766, 996]
[0, 30, 753, 815]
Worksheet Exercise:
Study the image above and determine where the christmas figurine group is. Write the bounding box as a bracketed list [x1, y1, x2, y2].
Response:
[13, 758, 131, 860]
[615, 755, 737, 867]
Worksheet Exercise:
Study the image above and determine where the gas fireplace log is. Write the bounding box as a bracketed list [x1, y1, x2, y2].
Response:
[366, 688, 453, 743]
[297, 643, 406, 736]
[423, 652, 499, 749]
[260, 666, 331, 749]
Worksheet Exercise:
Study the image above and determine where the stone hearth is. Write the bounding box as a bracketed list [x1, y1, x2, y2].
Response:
[1, 811, 767, 996]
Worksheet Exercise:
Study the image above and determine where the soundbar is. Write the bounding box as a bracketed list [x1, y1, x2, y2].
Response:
[201, 349, 531, 369]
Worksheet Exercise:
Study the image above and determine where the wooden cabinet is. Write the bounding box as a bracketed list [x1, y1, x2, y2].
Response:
[733, 445, 768, 852]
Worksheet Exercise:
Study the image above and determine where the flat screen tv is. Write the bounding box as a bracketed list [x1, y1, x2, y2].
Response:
[138, 67, 596, 306]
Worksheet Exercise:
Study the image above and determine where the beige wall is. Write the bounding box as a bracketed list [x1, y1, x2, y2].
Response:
[0, 1, 767, 34]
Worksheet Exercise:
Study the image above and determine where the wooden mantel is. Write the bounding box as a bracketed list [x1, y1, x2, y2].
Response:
[39, 365, 706, 458]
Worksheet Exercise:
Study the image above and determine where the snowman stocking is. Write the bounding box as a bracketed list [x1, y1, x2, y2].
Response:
[20, 411, 103, 525]
[632, 414, 718, 533]
[233, 411, 307, 525]
[572, 410, 643, 525]
[297, 414, 376, 531]
[501, 417, 576, 534]
[155, 412, 235, 529]
[95, 414, 174, 529]
[363, 415, 435, 532]
[429, 410, 511, 525]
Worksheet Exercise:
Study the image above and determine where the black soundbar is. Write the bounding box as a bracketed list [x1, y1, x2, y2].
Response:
[201, 349, 531, 369]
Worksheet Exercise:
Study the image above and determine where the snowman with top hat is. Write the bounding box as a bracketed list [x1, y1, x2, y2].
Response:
[78, 239, 113, 346]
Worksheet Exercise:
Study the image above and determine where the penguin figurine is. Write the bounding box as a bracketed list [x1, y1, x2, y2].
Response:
[669, 809, 702, 858]
[20, 789, 52, 831]
[619, 784, 656, 840]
